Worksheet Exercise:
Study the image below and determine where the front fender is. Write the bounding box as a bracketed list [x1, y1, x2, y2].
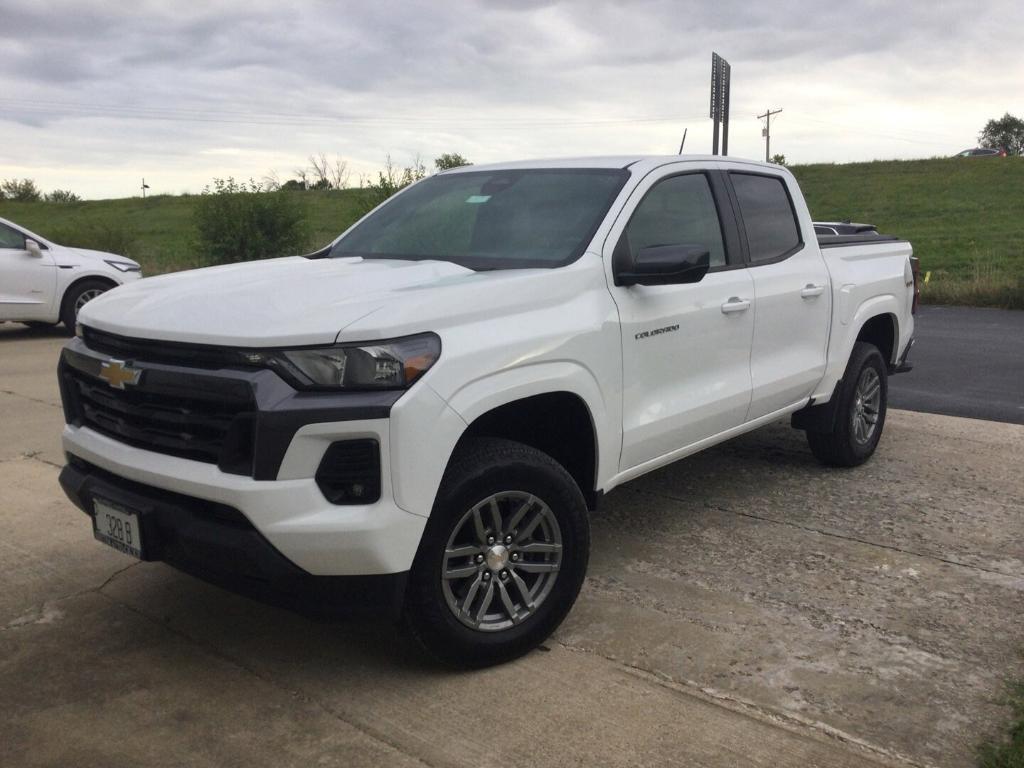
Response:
[389, 362, 616, 519]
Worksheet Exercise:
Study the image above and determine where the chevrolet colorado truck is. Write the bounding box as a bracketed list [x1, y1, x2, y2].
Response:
[57, 156, 917, 667]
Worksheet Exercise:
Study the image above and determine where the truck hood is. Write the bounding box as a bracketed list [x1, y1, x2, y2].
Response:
[78, 255, 590, 347]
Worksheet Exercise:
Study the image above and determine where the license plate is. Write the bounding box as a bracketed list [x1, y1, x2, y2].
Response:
[92, 498, 144, 559]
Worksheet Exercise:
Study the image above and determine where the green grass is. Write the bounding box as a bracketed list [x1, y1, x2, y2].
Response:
[792, 156, 1024, 309]
[978, 680, 1024, 767]
[2, 157, 1022, 307]
[0, 189, 368, 276]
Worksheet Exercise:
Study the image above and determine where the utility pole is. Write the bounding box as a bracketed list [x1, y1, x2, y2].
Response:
[757, 108, 783, 162]
[140, 178, 150, 199]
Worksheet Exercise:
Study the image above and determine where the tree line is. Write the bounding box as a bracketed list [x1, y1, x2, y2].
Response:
[0, 178, 80, 203]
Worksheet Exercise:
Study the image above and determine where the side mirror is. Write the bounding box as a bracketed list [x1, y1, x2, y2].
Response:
[615, 244, 711, 287]
[25, 239, 43, 258]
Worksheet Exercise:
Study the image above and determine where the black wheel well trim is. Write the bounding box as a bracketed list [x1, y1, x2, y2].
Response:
[792, 334, 890, 433]
[454, 391, 601, 510]
[854, 312, 899, 367]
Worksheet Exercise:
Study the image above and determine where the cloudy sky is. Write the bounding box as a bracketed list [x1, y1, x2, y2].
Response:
[1, 0, 1020, 199]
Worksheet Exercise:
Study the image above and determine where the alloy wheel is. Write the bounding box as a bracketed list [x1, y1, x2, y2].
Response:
[441, 491, 562, 632]
[851, 367, 882, 444]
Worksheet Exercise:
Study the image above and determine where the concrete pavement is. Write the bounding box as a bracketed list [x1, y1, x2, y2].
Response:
[2, 323, 1022, 767]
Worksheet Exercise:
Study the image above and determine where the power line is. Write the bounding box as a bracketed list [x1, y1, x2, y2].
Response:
[0, 98, 707, 129]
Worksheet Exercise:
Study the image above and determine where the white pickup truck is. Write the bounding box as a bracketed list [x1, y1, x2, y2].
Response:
[58, 156, 917, 666]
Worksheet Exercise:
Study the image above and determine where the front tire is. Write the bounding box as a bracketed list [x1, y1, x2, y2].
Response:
[402, 438, 590, 668]
[60, 279, 114, 332]
[806, 341, 888, 467]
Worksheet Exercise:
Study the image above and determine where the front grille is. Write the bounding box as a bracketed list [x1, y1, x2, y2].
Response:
[63, 363, 256, 470]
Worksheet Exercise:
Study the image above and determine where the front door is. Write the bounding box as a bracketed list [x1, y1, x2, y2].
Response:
[606, 167, 755, 471]
[0, 223, 55, 320]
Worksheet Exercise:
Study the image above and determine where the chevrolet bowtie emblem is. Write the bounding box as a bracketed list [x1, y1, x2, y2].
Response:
[98, 360, 142, 390]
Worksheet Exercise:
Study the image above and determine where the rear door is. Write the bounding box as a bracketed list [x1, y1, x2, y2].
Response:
[0, 223, 56, 320]
[726, 171, 830, 420]
[606, 164, 755, 470]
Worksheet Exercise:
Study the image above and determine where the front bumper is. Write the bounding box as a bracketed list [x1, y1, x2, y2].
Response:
[59, 456, 409, 617]
[58, 331, 433, 578]
[61, 422, 427, 577]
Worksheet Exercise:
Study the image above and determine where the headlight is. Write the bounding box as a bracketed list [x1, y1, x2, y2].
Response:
[251, 333, 441, 390]
[105, 260, 141, 273]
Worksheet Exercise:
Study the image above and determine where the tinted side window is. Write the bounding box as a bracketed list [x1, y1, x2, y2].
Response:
[731, 173, 801, 263]
[623, 174, 726, 268]
[0, 224, 26, 249]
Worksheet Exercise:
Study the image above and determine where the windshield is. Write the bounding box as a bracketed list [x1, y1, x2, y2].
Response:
[329, 168, 629, 270]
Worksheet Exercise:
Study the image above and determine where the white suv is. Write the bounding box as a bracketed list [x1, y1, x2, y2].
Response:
[0, 216, 142, 331]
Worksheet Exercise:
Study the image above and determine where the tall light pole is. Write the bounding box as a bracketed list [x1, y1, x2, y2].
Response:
[757, 108, 783, 162]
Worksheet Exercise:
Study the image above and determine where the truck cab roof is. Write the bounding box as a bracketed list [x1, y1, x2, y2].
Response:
[438, 155, 786, 174]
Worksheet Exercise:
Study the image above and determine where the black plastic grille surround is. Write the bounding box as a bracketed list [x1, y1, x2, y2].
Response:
[62, 362, 256, 471]
[61, 330, 402, 481]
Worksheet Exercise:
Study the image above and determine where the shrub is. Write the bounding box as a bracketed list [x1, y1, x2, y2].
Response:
[45, 189, 81, 203]
[1, 178, 42, 202]
[435, 152, 471, 171]
[193, 178, 306, 266]
[356, 156, 426, 216]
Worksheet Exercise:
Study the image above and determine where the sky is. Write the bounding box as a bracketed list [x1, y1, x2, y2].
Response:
[1, 0, 1021, 199]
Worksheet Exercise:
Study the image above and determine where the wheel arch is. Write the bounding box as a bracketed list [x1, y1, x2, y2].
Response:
[58, 273, 120, 326]
[454, 391, 600, 510]
[854, 312, 899, 367]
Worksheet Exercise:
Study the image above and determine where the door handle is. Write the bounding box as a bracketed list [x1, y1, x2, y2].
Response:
[721, 297, 751, 314]
[800, 283, 826, 298]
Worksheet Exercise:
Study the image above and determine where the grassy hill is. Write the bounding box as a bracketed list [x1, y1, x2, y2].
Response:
[2, 157, 1021, 307]
[0, 189, 367, 275]
[791, 157, 1023, 308]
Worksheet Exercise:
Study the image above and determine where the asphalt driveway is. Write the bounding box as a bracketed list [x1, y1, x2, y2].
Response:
[889, 305, 1024, 424]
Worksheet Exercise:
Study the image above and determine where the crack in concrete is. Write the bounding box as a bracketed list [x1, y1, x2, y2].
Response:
[555, 640, 931, 768]
[1, 561, 140, 632]
[23, 451, 63, 470]
[93, 592, 438, 768]
[633, 487, 1019, 579]
[0, 388, 62, 409]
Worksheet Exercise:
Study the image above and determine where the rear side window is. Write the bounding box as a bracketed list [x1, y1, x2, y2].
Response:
[623, 173, 727, 268]
[731, 173, 801, 263]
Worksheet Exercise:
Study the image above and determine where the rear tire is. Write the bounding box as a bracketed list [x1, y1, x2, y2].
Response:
[402, 437, 590, 668]
[806, 341, 888, 467]
[60, 279, 114, 332]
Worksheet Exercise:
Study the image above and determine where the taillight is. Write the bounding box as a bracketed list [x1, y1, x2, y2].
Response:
[909, 256, 921, 314]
